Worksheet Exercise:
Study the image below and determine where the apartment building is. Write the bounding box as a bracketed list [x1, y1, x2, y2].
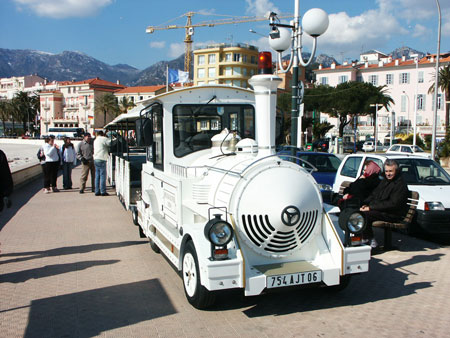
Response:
[193, 43, 259, 88]
[39, 78, 125, 135]
[314, 51, 450, 140]
[0, 74, 47, 99]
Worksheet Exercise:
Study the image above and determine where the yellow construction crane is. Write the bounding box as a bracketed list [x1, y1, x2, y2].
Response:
[146, 12, 292, 73]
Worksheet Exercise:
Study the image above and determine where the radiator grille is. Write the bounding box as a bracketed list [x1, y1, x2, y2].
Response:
[241, 210, 318, 253]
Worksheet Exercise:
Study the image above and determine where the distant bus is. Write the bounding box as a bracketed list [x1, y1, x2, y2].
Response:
[47, 127, 85, 139]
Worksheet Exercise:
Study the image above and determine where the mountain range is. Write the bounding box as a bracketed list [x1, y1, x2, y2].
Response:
[0, 46, 427, 87]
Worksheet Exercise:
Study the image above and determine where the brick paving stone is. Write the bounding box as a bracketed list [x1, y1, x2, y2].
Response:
[2, 166, 450, 337]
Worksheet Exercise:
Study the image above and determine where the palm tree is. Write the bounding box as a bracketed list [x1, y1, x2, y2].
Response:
[367, 84, 394, 140]
[0, 100, 10, 135]
[94, 92, 120, 127]
[12, 91, 39, 133]
[428, 64, 450, 129]
[119, 96, 136, 114]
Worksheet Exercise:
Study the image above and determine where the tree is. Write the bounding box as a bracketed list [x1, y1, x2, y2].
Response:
[312, 121, 334, 140]
[0, 99, 19, 135]
[94, 93, 120, 127]
[12, 91, 40, 133]
[304, 82, 394, 137]
[428, 64, 450, 129]
[367, 85, 394, 140]
[119, 96, 136, 114]
[0, 100, 11, 135]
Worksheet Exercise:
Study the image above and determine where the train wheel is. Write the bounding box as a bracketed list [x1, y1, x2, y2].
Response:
[326, 275, 351, 292]
[182, 241, 215, 309]
[132, 208, 139, 226]
[149, 239, 160, 253]
[138, 225, 146, 238]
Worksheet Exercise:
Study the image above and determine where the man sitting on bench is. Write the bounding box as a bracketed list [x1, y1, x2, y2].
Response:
[360, 159, 409, 249]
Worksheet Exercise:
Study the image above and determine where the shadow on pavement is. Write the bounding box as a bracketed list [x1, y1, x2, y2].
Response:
[0, 176, 42, 231]
[22, 279, 176, 338]
[0, 260, 120, 283]
[209, 253, 441, 316]
[0, 241, 146, 265]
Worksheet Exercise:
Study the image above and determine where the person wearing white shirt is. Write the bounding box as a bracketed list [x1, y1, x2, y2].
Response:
[60, 137, 77, 189]
[93, 130, 112, 196]
[43, 136, 60, 193]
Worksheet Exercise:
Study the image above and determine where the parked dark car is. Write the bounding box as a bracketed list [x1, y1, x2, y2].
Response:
[277, 149, 341, 203]
[313, 139, 330, 152]
[343, 142, 356, 153]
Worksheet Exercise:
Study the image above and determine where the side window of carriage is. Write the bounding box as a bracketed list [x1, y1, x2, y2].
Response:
[152, 104, 163, 171]
[135, 103, 163, 171]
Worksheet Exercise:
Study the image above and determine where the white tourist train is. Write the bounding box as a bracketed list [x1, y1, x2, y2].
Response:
[105, 56, 371, 309]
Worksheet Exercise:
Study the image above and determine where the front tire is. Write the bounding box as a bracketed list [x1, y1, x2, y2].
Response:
[326, 275, 351, 292]
[182, 241, 215, 309]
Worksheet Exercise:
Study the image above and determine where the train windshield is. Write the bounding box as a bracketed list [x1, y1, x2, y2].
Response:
[173, 104, 255, 157]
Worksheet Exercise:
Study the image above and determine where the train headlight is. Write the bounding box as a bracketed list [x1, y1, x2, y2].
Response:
[204, 215, 234, 246]
[339, 208, 366, 234]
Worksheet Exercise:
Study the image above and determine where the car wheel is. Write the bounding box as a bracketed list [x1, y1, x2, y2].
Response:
[182, 241, 215, 309]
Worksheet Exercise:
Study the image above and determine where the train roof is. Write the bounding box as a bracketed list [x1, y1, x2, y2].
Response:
[105, 84, 254, 128]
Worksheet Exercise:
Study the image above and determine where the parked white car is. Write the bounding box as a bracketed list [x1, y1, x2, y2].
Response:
[386, 144, 432, 159]
[332, 154, 450, 234]
[362, 140, 384, 152]
[362, 141, 374, 152]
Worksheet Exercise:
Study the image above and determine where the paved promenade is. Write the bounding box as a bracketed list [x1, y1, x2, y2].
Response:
[1, 167, 450, 338]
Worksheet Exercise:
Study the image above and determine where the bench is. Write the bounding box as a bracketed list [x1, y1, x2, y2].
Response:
[372, 191, 419, 250]
[338, 181, 352, 195]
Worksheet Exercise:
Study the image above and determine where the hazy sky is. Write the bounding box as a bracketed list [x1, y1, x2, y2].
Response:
[1, 0, 449, 70]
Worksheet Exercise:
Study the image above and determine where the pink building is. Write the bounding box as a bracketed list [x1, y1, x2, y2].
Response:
[314, 51, 450, 141]
[39, 78, 125, 135]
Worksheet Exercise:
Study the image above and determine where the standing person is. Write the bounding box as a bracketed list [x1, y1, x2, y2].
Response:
[360, 159, 409, 248]
[77, 133, 95, 194]
[0, 149, 13, 211]
[60, 137, 77, 189]
[43, 136, 60, 193]
[93, 130, 112, 196]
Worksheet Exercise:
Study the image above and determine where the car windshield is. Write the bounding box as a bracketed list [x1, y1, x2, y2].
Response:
[396, 159, 450, 185]
[299, 154, 341, 172]
[412, 146, 424, 152]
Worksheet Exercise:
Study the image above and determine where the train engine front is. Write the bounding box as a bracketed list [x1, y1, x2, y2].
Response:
[182, 61, 371, 300]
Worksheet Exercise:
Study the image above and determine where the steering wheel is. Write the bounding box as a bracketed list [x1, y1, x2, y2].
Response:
[422, 176, 444, 183]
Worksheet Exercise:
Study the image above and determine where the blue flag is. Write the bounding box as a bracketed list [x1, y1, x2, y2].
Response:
[168, 68, 189, 83]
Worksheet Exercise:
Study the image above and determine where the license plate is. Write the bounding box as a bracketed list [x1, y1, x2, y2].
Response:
[267, 270, 322, 289]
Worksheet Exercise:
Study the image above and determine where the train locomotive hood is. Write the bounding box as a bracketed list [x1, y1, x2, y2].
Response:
[204, 156, 323, 258]
[232, 160, 322, 257]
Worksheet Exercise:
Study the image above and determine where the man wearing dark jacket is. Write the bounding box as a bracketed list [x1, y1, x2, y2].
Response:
[360, 159, 409, 248]
[76, 133, 95, 194]
[0, 149, 13, 211]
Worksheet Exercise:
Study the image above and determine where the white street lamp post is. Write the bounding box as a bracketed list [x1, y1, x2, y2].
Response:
[431, 0, 441, 160]
[267, 2, 329, 149]
[411, 53, 419, 147]
[370, 103, 380, 152]
[402, 91, 410, 135]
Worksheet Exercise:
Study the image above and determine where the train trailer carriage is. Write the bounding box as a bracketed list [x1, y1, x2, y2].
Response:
[107, 74, 371, 309]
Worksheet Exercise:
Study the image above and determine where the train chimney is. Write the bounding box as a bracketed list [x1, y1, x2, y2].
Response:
[248, 52, 282, 156]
